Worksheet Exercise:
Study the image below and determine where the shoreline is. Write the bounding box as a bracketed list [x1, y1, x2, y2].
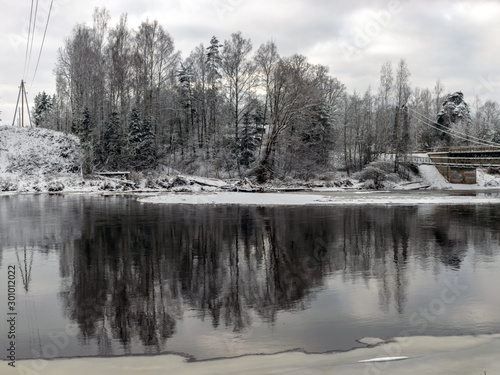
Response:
[3, 188, 500, 206]
[3, 333, 499, 374]
[137, 190, 500, 206]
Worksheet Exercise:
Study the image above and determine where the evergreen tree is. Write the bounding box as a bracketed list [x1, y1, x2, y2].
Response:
[206, 36, 223, 157]
[33, 92, 54, 127]
[101, 111, 122, 170]
[239, 108, 264, 168]
[72, 107, 94, 174]
[437, 91, 472, 147]
[128, 108, 157, 169]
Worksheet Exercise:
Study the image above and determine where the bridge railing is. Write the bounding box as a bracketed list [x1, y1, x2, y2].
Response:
[432, 145, 500, 153]
[406, 155, 500, 167]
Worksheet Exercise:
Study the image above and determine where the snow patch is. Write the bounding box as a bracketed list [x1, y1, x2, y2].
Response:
[138, 191, 500, 206]
[0, 125, 81, 176]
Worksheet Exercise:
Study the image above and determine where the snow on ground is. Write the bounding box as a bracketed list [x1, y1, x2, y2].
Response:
[2, 127, 500, 195]
[0, 125, 80, 175]
[0, 125, 82, 192]
[4, 333, 499, 375]
[138, 190, 500, 206]
[417, 165, 500, 190]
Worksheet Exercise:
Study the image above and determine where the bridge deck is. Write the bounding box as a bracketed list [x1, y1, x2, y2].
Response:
[407, 156, 500, 168]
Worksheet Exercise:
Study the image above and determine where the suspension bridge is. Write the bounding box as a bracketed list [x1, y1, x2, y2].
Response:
[405, 146, 500, 184]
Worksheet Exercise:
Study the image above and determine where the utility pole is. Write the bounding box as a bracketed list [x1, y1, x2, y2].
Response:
[12, 80, 33, 127]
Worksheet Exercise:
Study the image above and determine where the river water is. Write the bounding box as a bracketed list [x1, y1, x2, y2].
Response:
[0, 194, 499, 360]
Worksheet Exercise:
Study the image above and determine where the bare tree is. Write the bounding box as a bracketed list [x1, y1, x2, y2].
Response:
[220, 32, 257, 176]
[393, 59, 411, 171]
[106, 14, 132, 131]
[255, 55, 322, 182]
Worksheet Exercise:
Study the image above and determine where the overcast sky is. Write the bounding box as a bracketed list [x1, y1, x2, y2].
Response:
[1, 0, 500, 125]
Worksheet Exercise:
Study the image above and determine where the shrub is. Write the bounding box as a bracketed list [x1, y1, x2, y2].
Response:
[356, 161, 399, 189]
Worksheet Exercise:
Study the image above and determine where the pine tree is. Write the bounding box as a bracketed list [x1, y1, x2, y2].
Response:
[33, 92, 54, 127]
[206, 36, 223, 156]
[72, 107, 94, 174]
[239, 109, 264, 168]
[128, 108, 157, 170]
[101, 111, 122, 170]
[437, 91, 472, 147]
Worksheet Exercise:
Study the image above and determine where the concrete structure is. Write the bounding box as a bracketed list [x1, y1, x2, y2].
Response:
[427, 152, 477, 184]
[425, 146, 500, 183]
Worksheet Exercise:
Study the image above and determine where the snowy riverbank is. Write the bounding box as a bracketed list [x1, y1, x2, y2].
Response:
[3, 124, 500, 195]
[4, 333, 499, 375]
[138, 190, 500, 206]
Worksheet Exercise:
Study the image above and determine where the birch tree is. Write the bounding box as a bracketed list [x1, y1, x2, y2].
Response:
[220, 32, 257, 176]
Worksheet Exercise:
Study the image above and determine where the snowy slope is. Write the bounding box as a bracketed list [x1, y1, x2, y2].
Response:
[0, 125, 81, 175]
[418, 164, 500, 189]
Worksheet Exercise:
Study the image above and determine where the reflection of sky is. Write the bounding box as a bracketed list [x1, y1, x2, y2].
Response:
[0, 248, 85, 359]
[1, 197, 500, 360]
[168, 242, 500, 360]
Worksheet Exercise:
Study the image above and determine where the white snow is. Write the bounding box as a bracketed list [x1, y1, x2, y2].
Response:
[358, 356, 409, 363]
[418, 164, 500, 190]
[2, 126, 500, 195]
[0, 125, 80, 175]
[138, 191, 500, 206]
[417, 165, 450, 189]
[3, 333, 500, 375]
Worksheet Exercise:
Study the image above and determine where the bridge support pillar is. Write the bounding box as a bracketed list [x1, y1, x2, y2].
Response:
[435, 165, 476, 184]
[428, 152, 477, 184]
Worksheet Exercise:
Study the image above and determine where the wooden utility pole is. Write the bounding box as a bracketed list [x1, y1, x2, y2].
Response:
[12, 80, 33, 127]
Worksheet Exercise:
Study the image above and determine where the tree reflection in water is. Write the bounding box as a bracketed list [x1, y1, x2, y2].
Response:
[52, 200, 500, 355]
[2, 195, 498, 357]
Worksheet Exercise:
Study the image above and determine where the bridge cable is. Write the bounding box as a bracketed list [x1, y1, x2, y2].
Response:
[408, 106, 500, 148]
[411, 115, 498, 148]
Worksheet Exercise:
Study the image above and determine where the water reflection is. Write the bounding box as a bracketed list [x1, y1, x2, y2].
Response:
[0, 195, 499, 359]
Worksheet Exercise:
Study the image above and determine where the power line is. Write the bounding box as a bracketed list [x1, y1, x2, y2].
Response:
[23, 0, 35, 79]
[26, 0, 40, 79]
[30, 0, 54, 88]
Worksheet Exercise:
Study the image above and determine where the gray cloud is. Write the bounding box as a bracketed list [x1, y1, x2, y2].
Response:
[2, 0, 500, 124]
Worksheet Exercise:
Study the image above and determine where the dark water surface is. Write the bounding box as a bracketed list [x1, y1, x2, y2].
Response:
[1, 194, 499, 360]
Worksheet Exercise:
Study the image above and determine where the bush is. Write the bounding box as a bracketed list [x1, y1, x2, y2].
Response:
[48, 180, 65, 192]
[0, 178, 18, 192]
[356, 161, 399, 189]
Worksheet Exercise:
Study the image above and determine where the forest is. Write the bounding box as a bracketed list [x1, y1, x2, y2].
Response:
[32, 8, 500, 182]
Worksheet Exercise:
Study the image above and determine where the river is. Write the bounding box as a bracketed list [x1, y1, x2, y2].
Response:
[0, 193, 499, 360]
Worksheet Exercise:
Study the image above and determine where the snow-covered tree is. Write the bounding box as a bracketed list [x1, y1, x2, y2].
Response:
[220, 32, 257, 176]
[72, 107, 94, 174]
[128, 108, 156, 169]
[238, 107, 264, 168]
[255, 55, 324, 182]
[437, 91, 472, 146]
[33, 92, 54, 128]
[393, 59, 411, 171]
[101, 111, 123, 170]
[475, 100, 500, 143]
